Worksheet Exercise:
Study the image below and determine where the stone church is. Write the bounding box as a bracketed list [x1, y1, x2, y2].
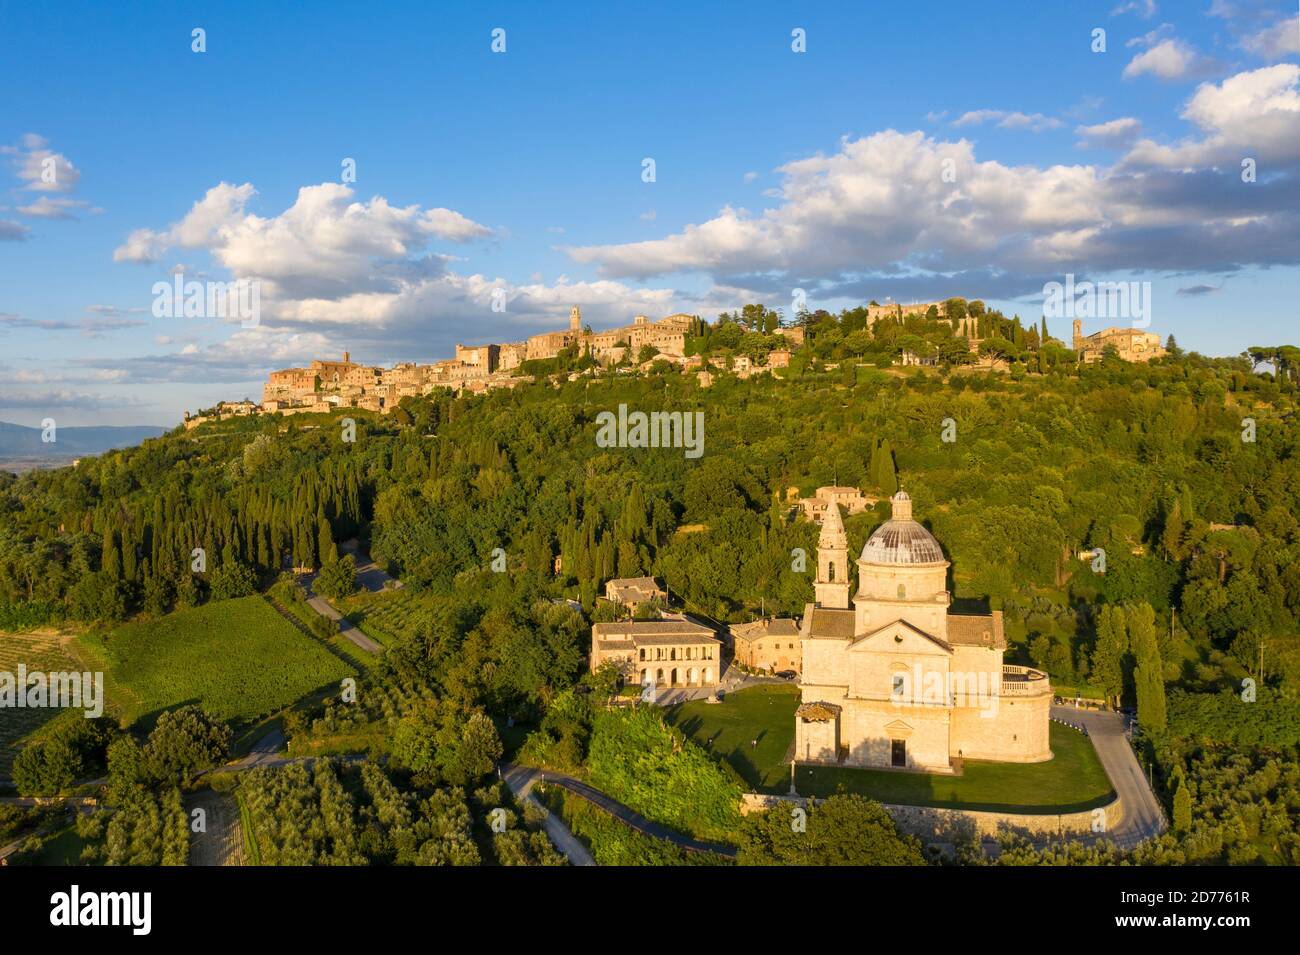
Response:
[795, 492, 1052, 773]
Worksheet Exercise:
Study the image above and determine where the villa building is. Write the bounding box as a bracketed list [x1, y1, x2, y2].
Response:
[1072, 320, 1166, 363]
[799, 486, 876, 523]
[589, 617, 721, 688]
[603, 576, 668, 613]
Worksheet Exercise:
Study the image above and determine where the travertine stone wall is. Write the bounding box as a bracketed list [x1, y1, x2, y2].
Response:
[739, 792, 1124, 841]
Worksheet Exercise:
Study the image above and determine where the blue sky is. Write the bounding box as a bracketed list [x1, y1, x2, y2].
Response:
[2, 0, 1299, 425]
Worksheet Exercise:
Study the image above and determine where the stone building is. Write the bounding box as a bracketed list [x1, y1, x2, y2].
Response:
[731, 618, 802, 674]
[1072, 320, 1166, 363]
[800, 486, 875, 523]
[454, 343, 500, 373]
[795, 493, 1051, 772]
[604, 576, 668, 613]
[866, 301, 947, 326]
[589, 618, 721, 688]
[311, 352, 357, 387]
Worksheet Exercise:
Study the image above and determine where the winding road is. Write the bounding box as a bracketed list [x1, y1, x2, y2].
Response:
[1050, 705, 1166, 848]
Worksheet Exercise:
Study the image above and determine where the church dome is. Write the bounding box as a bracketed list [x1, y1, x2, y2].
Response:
[859, 491, 946, 565]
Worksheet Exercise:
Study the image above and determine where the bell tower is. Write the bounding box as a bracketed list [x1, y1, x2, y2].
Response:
[570, 305, 582, 334]
[814, 503, 851, 609]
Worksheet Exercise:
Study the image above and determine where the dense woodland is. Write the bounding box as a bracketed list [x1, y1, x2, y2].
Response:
[2, 299, 1299, 864]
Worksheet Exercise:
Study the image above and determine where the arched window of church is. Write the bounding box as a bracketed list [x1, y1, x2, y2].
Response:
[828, 564, 835, 581]
[897, 584, 906, 600]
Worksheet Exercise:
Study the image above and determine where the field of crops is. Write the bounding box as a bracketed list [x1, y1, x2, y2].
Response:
[0, 631, 81, 777]
[347, 590, 434, 644]
[79, 596, 355, 730]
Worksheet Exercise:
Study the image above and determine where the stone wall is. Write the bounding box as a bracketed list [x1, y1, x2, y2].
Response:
[740, 791, 1123, 842]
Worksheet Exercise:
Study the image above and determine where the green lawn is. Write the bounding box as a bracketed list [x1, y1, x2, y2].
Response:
[794, 723, 1114, 814]
[664, 684, 799, 790]
[667, 686, 1114, 814]
[79, 596, 355, 731]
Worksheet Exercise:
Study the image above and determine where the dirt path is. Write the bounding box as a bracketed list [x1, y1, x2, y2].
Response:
[186, 790, 244, 866]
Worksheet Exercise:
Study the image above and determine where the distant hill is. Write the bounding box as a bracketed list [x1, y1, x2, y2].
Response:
[0, 420, 167, 460]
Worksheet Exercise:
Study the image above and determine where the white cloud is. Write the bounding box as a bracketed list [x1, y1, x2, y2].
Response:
[1111, 0, 1156, 17]
[1240, 15, 1300, 59]
[1123, 64, 1300, 167]
[113, 182, 494, 302]
[952, 110, 1062, 131]
[565, 65, 1300, 292]
[1075, 117, 1143, 147]
[111, 180, 714, 369]
[1123, 38, 1202, 80]
[2, 133, 81, 193]
[566, 130, 1121, 280]
[16, 196, 90, 219]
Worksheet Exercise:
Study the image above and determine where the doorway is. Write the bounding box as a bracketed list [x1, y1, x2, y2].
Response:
[890, 739, 906, 768]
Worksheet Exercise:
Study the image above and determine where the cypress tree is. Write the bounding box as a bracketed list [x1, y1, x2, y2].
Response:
[1160, 499, 1184, 561]
[1129, 602, 1166, 731]
[102, 527, 122, 579]
[1092, 605, 1128, 708]
[1173, 781, 1192, 833]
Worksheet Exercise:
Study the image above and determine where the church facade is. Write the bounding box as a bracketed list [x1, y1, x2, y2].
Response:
[795, 492, 1052, 773]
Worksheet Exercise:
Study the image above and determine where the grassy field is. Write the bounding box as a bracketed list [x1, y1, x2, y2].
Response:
[667, 685, 1114, 813]
[664, 684, 799, 790]
[794, 723, 1114, 813]
[0, 631, 83, 777]
[78, 596, 355, 731]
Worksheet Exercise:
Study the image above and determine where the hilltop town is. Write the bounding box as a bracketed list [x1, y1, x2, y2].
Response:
[183, 299, 1167, 427]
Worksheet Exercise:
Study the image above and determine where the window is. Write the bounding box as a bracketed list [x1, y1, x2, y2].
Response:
[892, 674, 906, 699]
[828, 563, 835, 581]
[897, 584, 906, 599]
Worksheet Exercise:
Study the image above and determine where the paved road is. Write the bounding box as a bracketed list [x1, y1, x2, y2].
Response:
[340, 540, 402, 594]
[301, 580, 382, 654]
[299, 542, 395, 655]
[227, 728, 288, 770]
[1050, 705, 1166, 849]
[502, 762, 737, 859]
[500, 764, 595, 867]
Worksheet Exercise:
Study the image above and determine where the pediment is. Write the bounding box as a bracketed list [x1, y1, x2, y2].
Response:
[883, 719, 914, 738]
[847, 619, 950, 655]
